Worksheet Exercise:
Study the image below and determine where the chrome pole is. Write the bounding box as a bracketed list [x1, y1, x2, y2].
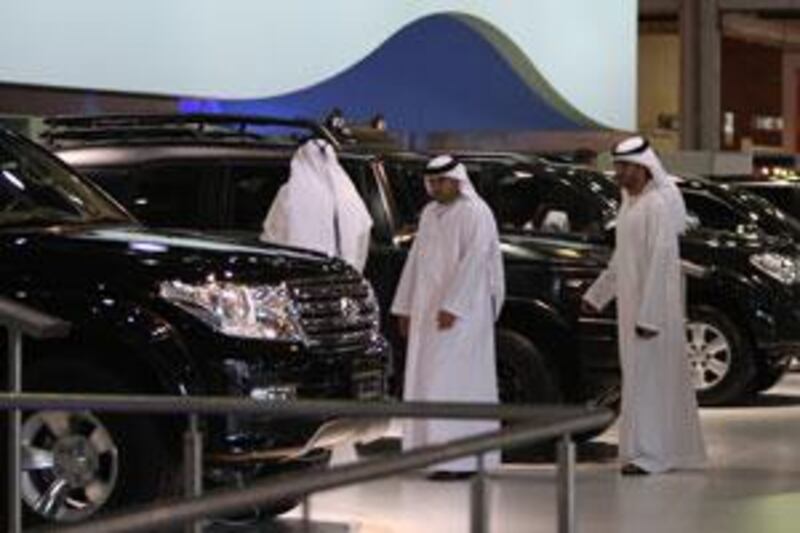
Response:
[556, 434, 576, 533]
[470, 453, 488, 533]
[302, 494, 311, 533]
[8, 328, 23, 533]
[184, 414, 203, 533]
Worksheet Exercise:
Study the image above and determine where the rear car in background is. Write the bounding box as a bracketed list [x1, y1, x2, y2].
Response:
[453, 152, 800, 404]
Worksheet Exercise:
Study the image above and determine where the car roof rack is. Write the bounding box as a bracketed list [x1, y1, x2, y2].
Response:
[42, 113, 340, 150]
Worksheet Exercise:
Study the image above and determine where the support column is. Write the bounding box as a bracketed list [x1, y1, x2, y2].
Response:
[680, 0, 722, 150]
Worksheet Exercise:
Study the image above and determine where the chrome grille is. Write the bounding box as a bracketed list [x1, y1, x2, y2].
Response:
[288, 274, 380, 350]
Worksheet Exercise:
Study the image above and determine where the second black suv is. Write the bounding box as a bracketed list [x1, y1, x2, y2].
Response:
[44, 114, 800, 408]
[44, 114, 616, 412]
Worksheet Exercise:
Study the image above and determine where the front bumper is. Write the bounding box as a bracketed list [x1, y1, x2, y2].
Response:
[207, 417, 390, 464]
[203, 333, 393, 465]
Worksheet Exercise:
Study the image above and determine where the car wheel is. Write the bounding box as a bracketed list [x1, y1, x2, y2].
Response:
[496, 328, 560, 405]
[496, 329, 564, 462]
[687, 306, 755, 406]
[17, 360, 179, 526]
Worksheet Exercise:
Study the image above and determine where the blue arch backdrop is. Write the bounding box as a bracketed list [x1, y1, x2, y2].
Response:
[179, 14, 604, 134]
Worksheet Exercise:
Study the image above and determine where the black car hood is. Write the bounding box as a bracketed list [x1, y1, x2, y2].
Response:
[2, 224, 347, 289]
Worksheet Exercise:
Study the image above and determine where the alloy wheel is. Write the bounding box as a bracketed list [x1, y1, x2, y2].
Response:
[20, 410, 119, 522]
[686, 321, 733, 392]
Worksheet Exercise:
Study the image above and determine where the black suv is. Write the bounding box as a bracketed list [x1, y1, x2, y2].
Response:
[0, 127, 390, 526]
[44, 114, 800, 407]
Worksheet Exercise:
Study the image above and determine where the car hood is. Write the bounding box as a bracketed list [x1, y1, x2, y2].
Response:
[1, 224, 348, 290]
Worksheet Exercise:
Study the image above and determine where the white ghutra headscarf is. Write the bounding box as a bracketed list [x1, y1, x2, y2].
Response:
[424, 154, 481, 200]
[261, 138, 373, 271]
[612, 136, 688, 235]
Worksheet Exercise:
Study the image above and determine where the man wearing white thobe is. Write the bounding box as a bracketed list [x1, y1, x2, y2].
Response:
[260, 138, 373, 272]
[391, 155, 505, 479]
[583, 137, 706, 475]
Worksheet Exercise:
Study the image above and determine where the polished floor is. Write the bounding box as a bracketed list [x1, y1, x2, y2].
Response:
[279, 373, 800, 533]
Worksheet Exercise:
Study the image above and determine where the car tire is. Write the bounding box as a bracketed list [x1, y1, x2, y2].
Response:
[495, 329, 564, 463]
[12, 359, 179, 527]
[496, 328, 561, 405]
[687, 306, 755, 406]
[751, 357, 792, 394]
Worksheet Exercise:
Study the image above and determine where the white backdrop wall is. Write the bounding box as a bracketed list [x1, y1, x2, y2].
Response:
[0, 1, 637, 129]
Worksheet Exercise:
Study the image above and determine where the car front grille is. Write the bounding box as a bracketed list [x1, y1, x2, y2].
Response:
[288, 274, 380, 351]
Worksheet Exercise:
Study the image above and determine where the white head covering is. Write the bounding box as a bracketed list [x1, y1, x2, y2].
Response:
[612, 136, 688, 235]
[424, 154, 480, 200]
[261, 138, 374, 271]
[424, 154, 506, 317]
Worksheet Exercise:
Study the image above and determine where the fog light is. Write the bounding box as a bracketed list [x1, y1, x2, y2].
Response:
[250, 385, 297, 402]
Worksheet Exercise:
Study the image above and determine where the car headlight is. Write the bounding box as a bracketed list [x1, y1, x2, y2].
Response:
[159, 279, 305, 341]
[750, 253, 799, 285]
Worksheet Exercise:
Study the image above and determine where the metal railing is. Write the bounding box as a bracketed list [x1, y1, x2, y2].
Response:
[1, 298, 613, 533]
[1, 297, 71, 533]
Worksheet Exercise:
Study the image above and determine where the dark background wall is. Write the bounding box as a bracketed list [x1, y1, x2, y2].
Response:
[721, 37, 783, 150]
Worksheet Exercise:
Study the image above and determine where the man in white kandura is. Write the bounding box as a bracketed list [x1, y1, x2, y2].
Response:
[582, 136, 707, 475]
[391, 155, 505, 481]
[260, 138, 373, 272]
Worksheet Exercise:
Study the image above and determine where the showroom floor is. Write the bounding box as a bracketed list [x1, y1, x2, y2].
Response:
[266, 373, 800, 533]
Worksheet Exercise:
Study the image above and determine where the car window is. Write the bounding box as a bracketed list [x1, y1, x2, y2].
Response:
[682, 191, 744, 232]
[0, 134, 129, 227]
[344, 159, 396, 243]
[742, 186, 799, 219]
[381, 160, 428, 231]
[730, 187, 800, 237]
[493, 174, 607, 235]
[115, 164, 221, 229]
[228, 162, 290, 232]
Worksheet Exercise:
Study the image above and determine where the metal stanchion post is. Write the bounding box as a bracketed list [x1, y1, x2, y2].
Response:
[302, 495, 312, 533]
[8, 328, 23, 533]
[470, 452, 488, 533]
[184, 414, 203, 533]
[556, 434, 576, 533]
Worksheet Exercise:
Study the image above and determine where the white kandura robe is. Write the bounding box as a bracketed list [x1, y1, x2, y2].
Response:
[583, 181, 706, 473]
[391, 195, 504, 472]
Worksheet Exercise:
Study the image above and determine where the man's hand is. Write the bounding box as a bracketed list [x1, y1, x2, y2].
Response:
[437, 310, 458, 330]
[635, 325, 659, 339]
[396, 315, 410, 339]
[581, 299, 600, 315]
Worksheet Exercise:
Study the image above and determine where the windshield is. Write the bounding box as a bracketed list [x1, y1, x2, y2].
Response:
[381, 157, 618, 237]
[0, 132, 131, 228]
[729, 186, 800, 236]
[487, 166, 618, 236]
[380, 159, 429, 231]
